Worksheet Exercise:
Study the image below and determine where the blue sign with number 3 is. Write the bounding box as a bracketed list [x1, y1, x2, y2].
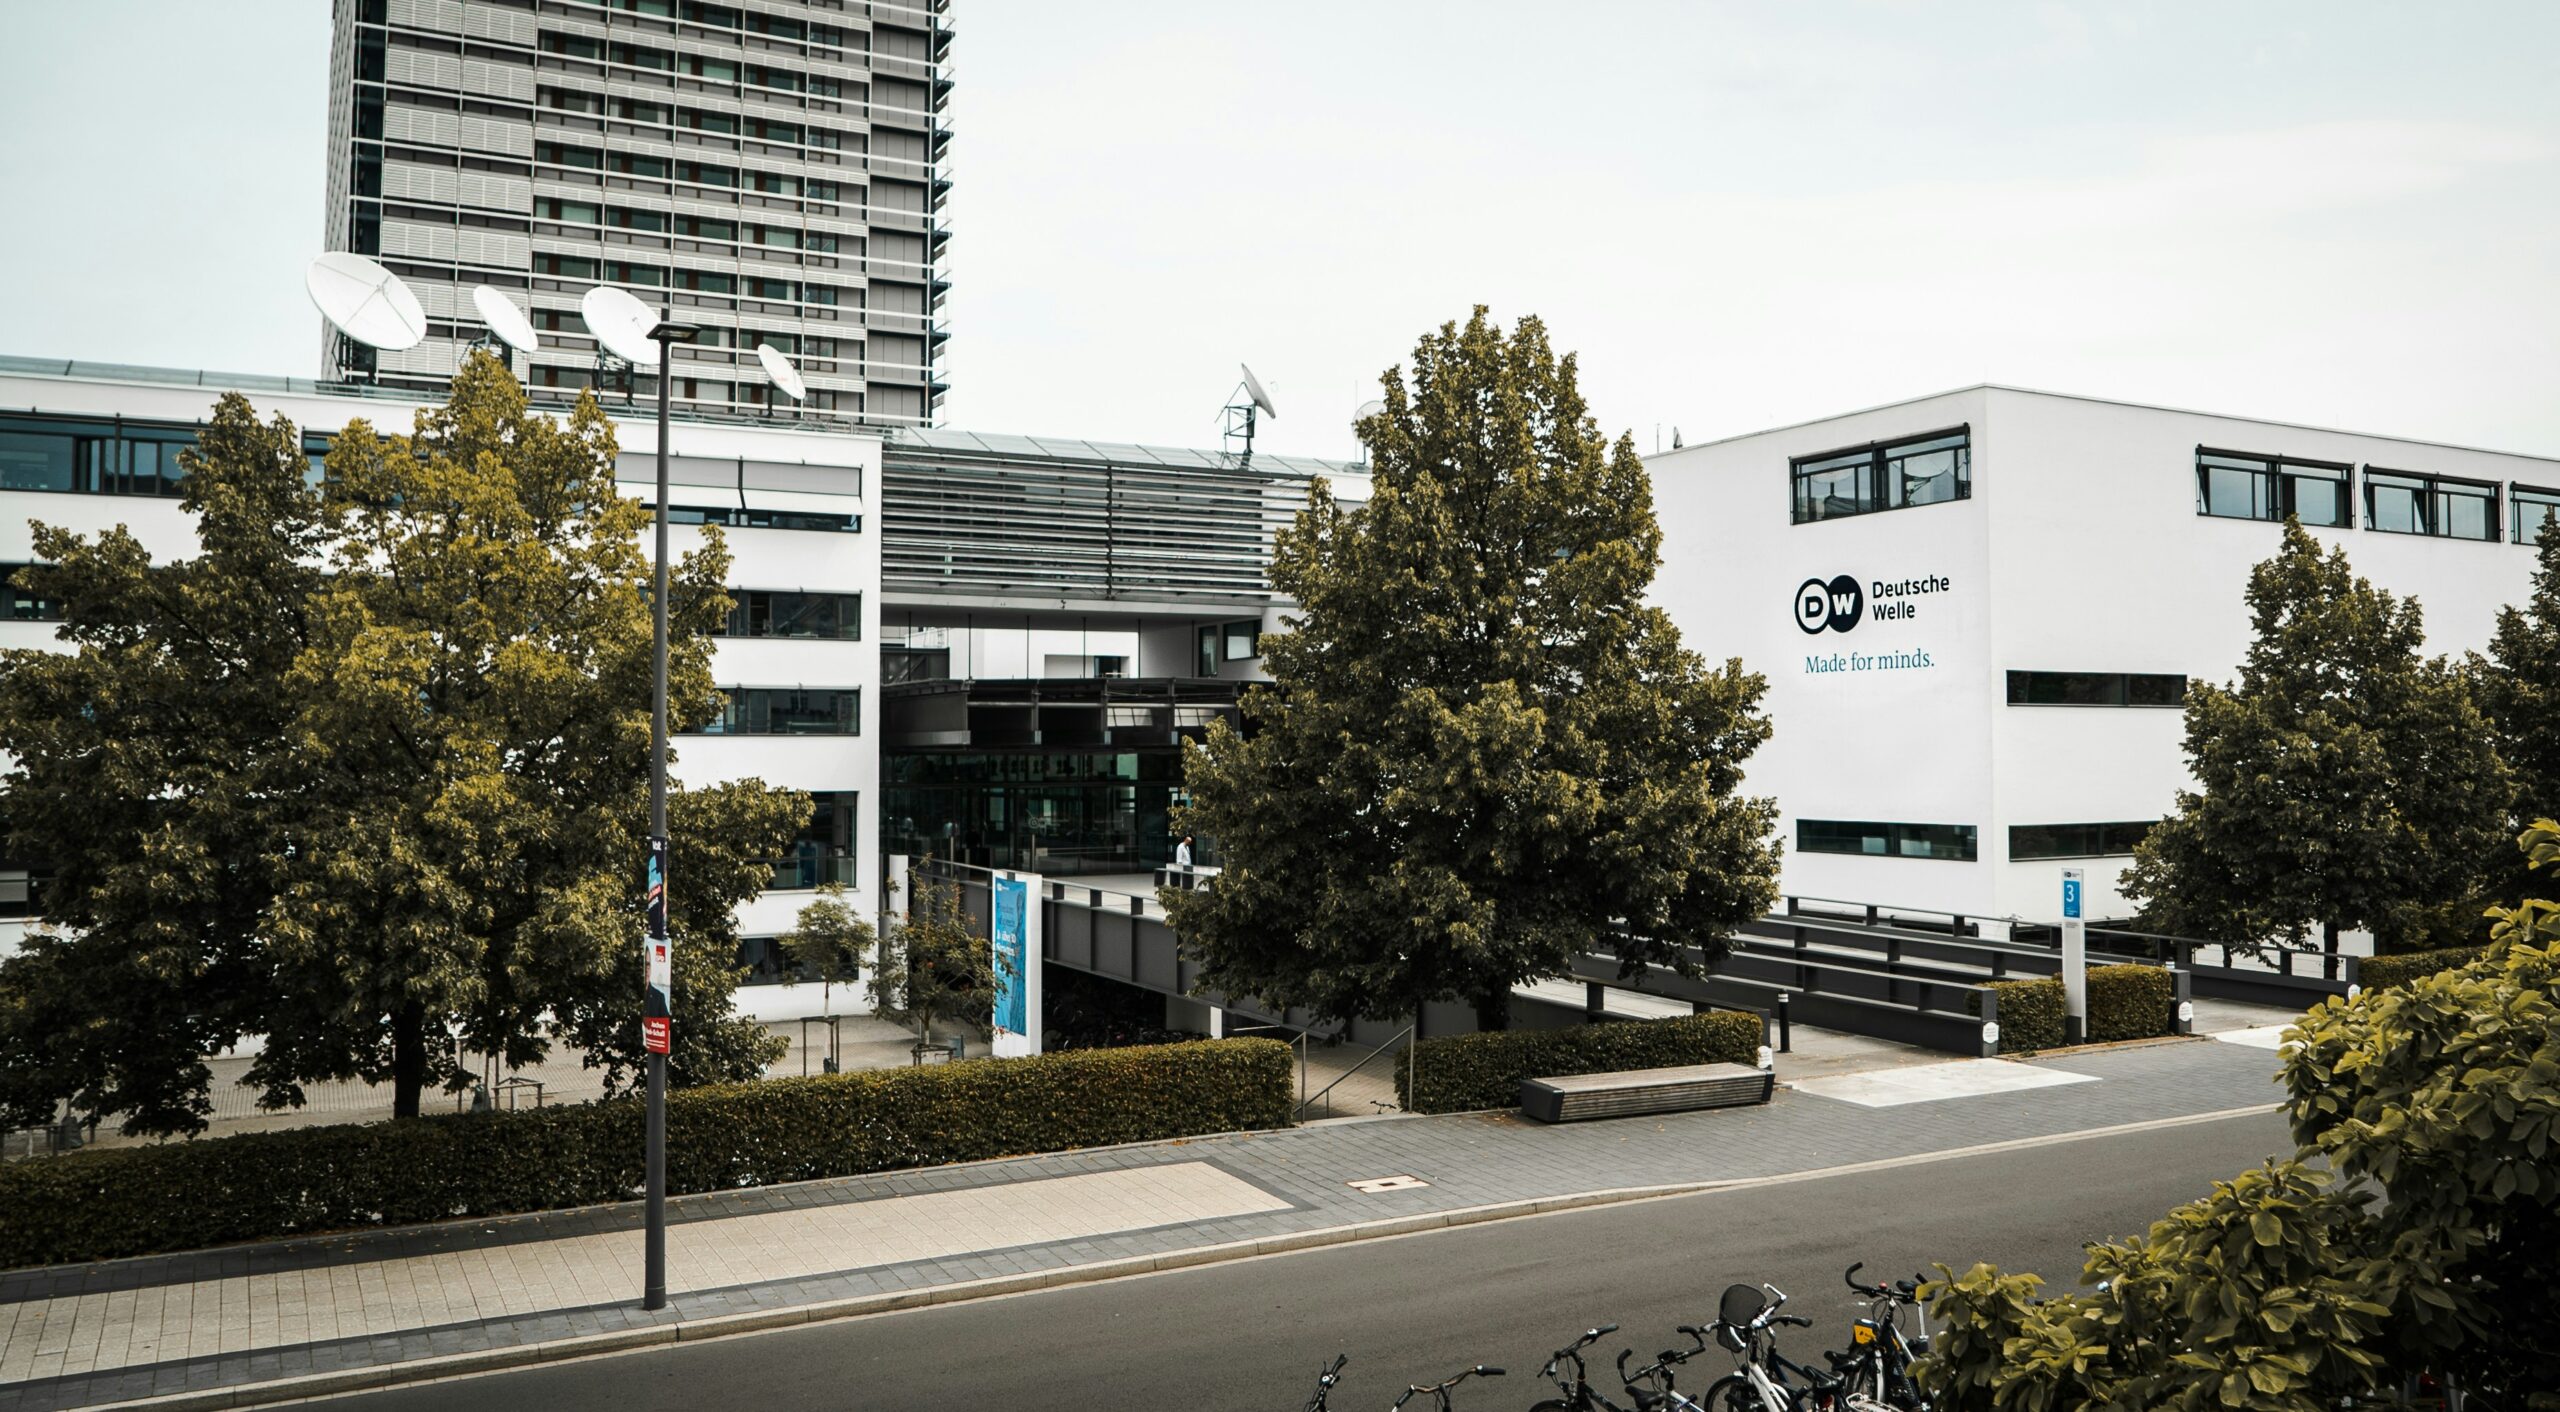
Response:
[2063, 877, 2083, 920]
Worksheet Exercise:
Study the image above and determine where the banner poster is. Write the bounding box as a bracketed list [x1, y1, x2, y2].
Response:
[991, 876, 1027, 1039]
[644, 836, 672, 1055]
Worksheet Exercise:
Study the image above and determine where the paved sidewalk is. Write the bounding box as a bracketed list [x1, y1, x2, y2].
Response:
[0, 1037, 2288, 1412]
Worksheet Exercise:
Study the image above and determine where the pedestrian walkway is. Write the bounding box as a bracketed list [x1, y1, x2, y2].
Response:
[0, 1037, 2287, 1412]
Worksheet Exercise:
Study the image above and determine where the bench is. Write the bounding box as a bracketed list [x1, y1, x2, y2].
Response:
[1519, 1062, 1773, 1124]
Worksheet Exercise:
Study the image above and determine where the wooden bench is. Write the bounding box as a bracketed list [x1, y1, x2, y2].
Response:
[1519, 1062, 1773, 1124]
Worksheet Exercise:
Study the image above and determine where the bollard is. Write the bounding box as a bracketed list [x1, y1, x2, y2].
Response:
[1777, 992, 1793, 1053]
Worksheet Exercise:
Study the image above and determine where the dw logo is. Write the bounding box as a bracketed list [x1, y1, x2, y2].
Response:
[1795, 575, 1864, 635]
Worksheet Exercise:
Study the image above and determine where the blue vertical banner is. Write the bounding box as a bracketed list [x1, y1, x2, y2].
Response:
[991, 876, 1027, 1038]
[643, 837, 672, 1054]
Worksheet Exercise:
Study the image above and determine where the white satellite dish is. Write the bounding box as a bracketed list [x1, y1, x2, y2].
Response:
[305, 251, 428, 351]
[471, 285, 540, 354]
[1239, 363, 1278, 419]
[754, 343, 807, 402]
[579, 285, 662, 367]
[1354, 399, 1386, 421]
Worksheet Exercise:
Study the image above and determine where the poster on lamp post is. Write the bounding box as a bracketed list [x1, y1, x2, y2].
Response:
[644, 837, 672, 1055]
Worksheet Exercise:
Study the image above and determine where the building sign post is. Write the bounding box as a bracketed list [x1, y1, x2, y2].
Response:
[990, 872, 1043, 1058]
[2061, 868, 2087, 1045]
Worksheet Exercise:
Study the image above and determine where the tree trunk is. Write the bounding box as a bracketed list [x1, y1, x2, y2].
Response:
[1472, 988, 1509, 1034]
[391, 1002, 427, 1119]
[2322, 920, 2342, 983]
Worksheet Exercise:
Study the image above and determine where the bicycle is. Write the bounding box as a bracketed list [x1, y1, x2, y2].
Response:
[1824, 1263, 1932, 1410]
[1388, 1363, 1506, 1410]
[1300, 1353, 1348, 1412]
[1693, 1283, 1844, 1411]
[1531, 1323, 1637, 1412]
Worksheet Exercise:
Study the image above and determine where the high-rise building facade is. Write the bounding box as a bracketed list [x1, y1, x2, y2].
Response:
[321, 0, 950, 427]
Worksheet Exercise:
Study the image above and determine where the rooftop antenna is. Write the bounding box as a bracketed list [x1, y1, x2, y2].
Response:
[469, 285, 540, 370]
[754, 341, 808, 412]
[581, 284, 660, 402]
[1223, 363, 1277, 460]
[306, 251, 427, 384]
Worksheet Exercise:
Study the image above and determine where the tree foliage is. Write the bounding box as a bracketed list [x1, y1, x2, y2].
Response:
[778, 882, 876, 1013]
[1165, 309, 1780, 1025]
[2122, 519, 2510, 955]
[1921, 824, 2560, 1407]
[874, 865, 1002, 1046]
[2474, 514, 2560, 908]
[0, 353, 796, 1133]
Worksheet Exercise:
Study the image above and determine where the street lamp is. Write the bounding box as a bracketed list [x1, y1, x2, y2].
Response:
[584, 284, 696, 1312]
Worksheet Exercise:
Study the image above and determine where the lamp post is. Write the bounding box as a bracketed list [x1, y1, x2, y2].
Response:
[641, 312, 695, 1311]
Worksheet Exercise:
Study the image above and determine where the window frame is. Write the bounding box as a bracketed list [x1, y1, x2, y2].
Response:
[1795, 819, 1979, 862]
[2005, 670, 2189, 708]
[2009, 821, 2157, 861]
[2512, 484, 2560, 548]
[692, 687, 863, 737]
[1788, 426, 1971, 526]
[2195, 446, 2354, 527]
[2361, 465, 2500, 543]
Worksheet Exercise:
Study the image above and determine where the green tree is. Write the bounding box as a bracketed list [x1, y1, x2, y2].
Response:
[1920, 824, 2560, 1406]
[777, 882, 876, 1013]
[0, 352, 797, 1133]
[2121, 519, 2510, 962]
[2474, 514, 2560, 907]
[875, 864, 1005, 1053]
[1165, 309, 1781, 1029]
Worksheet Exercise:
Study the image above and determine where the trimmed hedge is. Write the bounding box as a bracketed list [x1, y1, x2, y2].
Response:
[1395, 1012, 1764, 1115]
[2356, 945, 2491, 990]
[1970, 964, 2176, 1052]
[0, 1038, 1292, 1269]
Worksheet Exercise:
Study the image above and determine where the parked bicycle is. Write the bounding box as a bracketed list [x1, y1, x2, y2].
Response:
[1388, 1363, 1505, 1410]
[1826, 1263, 1931, 1410]
[1694, 1283, 1842, 1411]
[1300, 1353, 1348, 1412]
[1532, 1323, 1635, 1412]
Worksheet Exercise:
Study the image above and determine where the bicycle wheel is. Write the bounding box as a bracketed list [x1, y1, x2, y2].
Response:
[1700, 1376, 1785, 1411]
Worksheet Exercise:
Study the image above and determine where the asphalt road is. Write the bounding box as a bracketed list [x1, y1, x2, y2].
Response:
[310, 1106, 2293, 1411]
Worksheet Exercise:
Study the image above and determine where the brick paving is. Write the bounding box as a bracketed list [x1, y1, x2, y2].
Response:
[0, 1037, 2284, 1411]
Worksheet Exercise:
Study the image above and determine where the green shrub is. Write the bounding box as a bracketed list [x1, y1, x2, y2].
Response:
[1395, 1012, 1763, 1114]
[0, 1038, 1292, 1269]
[2354, 945, 2490, 990]
[1970, 964, 2173, 1053]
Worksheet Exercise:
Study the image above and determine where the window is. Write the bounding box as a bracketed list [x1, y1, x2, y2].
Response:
[700, 688, 860, 736]
[718, 590, 862, 640]
[0, 867, 44, 920]
[1789, 428, 1969, 524]
[533, 252, 597, 280]
[2363, 467, 2498, 542]
[1222, 621, 1258, 661]
[609, 151, 670, 179]
[0, 416, 193, 496]
[1196, 624, 1217, 676]
[535, 196, 600, 223]
[2195, 448, 2352, 527]
[2010, 822, 2157, 861]
[1797, 820, 1978, 861]
[772, 790, 857, 889]
[2514, 486, 2560, 547]
[656, 504, 861, 533]
[2006, 671, 2187, 707]
[535, 139, 602, 169]
[884, 647, 949, 684]
[3, 565, 65, 621]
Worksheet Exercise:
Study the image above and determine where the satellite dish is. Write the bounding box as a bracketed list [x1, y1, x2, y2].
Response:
[1239, 364, 1277, 419]
[754, 343, 807, 402]
[579, 285, 662, 367]
[471, 285, 539, 354]
[1354, 399, 1386, 421]
[305, 252, 427, 351]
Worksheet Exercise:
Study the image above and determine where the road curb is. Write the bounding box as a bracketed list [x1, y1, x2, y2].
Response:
[83, 1101, 2281, 1411]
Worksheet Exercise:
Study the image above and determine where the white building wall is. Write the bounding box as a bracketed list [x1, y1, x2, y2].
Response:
[1648, 384, 2558, 932]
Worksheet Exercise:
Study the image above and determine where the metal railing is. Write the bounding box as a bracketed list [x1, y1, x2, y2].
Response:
[1294, 1024, 1416, 1120]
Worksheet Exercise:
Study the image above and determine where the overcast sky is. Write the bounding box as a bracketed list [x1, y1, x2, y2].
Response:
[3, 2, 2556, 461]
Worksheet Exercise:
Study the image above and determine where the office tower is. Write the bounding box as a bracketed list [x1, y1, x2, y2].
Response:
[321, 0, 949, 426]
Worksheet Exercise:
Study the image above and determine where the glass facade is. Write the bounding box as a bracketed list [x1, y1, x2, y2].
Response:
[697, 687, 861, 735]
[883, 750, 1189, 876]
[772, 789, 857, 889]
[1790, 428, 1970, 524]
[2195, 448, 2351, 526]
[717, 589, 862, 640]
[2364, 468, 2498, 541]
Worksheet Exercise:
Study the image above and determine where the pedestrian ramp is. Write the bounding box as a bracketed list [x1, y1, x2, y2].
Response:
[1787, 1058, 2098, 1108]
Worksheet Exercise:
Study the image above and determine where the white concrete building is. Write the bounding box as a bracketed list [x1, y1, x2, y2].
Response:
[1647, 385, 2560, 929]
[0, 356, 880, 1003]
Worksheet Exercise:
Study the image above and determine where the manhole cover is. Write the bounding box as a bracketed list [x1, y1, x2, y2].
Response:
[1346, 1174, 1430, 1193]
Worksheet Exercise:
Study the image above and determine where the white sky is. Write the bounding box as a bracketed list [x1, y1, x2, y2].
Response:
[3, 2, 2556, 461]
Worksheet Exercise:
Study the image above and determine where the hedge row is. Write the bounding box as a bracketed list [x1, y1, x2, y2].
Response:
[1971, 964, 2176, 1052]
[0, 1038, 1293, 1269]
[1396, 1012, 1764, 1114]
[2357, 945, 2492, 990]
